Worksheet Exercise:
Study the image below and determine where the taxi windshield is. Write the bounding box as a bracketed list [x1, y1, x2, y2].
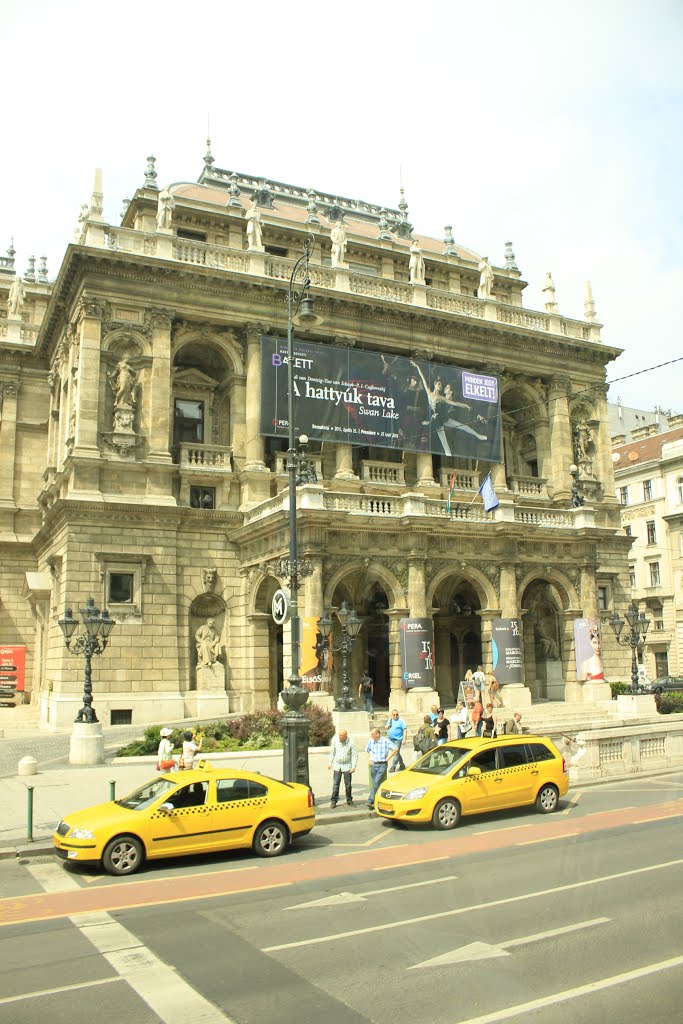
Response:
[117, 778, 176, 810]
[412, 746, 469, 775]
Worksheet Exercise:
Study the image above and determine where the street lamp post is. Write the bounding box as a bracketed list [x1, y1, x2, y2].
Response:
[58, 597, 116, 723]
[276, 236, 323, 785]
[318, 601, 363, 711]
[609, 602, 650, 694]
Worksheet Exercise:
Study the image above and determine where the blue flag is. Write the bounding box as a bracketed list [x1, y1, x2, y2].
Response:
[478, 472, 499, 512]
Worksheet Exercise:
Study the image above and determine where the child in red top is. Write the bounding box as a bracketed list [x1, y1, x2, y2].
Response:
[471, 699, 484, 737]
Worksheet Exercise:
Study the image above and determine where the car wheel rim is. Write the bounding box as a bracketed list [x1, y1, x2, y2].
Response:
[540, 789, 557, 811]
[260, 827, 284, 853]
[439, 803, 457, 826]
[112, 842, 138, 871]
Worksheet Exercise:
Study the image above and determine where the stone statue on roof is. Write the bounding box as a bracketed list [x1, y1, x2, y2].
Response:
[156, 186, 175, 232]
[408, 240, 425, 285]
[73, 203, 89, 242]
[477, 257, 494, 300]
[543, 271, 557, 311]
[330, 221, 347, 268]
[7, 275, 25, 316]
[246, 198, 264, 251]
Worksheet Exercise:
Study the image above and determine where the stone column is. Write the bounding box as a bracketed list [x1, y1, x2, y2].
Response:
[497, 566, 531, 704]
[0, 381, 19, 532]
[580, 563, 599, 617]
[547, 376, 572, 502]
[416, 452, 435, 486]
[148, 310, 174, 461]
[334, 444, 356, 480]
[73, 298, 103, 456]
[243, 324, 266, 470]
[386, 608, 408, 698]
[593, 384, 618, 503]
[303, 558, 323, 617]
[407, 558, 427, 617]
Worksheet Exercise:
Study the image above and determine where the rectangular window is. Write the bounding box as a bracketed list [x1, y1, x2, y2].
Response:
[625, 525, 632, 536]
[654, 619, 664, 631]
[619, 487, 629, 505]
[655, 652, 669, 677]
[176, 229, 207, 242]
[678, 479, 683, 504]
[646, 521, 657, 545]
[109, 572, 134, 604]
[629, 566, 636, 589]
[190, 486, 215, 509]
[597, 586, 609, 611]
[649, 561, 661, 587]
[110, 709, 132, 725]
[174, 399, 204, 444]
[264, 245, 288, 257]
[643, 479, 653, 500]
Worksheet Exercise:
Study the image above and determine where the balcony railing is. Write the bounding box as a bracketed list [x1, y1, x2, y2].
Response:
[509, 475, 549, 499]
[361, 460, 406, 486]
[177, 443, 233, 472]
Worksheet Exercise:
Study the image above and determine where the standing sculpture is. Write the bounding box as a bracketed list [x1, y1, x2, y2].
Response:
[195, 617, 221, 667]
[7, 275, 25, 316]
[543, 271, 557, 311]
[107, 357, 138, 435]
[573, 419, 593, 463]
[477, 257, 494, 299]
[246, 199, 263, 250]
[330, 221, 347, 267]
[408, 240, 425, 285]
[156, 186, 175, 231]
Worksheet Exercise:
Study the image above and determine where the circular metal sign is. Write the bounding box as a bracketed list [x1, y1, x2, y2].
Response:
[271, 589, 291, 625]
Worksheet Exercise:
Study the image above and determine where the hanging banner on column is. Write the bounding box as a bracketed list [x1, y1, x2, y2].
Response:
[260, 336, 502, 462]
[0, 644, 26, 692]
[491, 619, 523, 685]
[399, 618, 435, 690]
[300, 617, 331, 692]
[573, 617, 605, 682]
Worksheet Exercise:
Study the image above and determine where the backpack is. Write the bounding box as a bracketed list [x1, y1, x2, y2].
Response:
[498, 721, 506, 735]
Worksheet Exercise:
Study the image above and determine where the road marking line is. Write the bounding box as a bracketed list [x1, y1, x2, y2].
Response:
[472, 823, 537, 835]
[262, 856, 683, 952]
[286, 875, 459, 909]
[517, 834, 577, 845]
[333, 830, 398, 848]
[632, 814, 675, 824]
[372, 856, 450, 871]
[447, 954, 683, 1024]
[560, 793, 582, 815]
[0, 976, 123, 1005]
[27, 862, 81, 892]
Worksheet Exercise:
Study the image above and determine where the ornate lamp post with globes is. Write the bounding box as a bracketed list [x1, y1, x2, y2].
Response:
[318, 601, 363, 711]
[609, 601, 650, 695]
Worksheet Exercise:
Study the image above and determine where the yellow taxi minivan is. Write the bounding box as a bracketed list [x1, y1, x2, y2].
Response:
[53, 763, 315, 875]
[374, 735, 569, 828]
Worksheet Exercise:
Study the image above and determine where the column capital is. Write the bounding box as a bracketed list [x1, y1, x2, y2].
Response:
[548, 375, 571, 400]
[245, 322, 268, 343]
[149, 308, 175, 331]
[75, 297, 104, 323]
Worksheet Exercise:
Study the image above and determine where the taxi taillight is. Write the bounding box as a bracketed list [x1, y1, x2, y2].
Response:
[307, 788, 314, 807]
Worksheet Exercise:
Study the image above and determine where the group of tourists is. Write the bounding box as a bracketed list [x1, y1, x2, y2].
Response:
[156, 728, 203, 772]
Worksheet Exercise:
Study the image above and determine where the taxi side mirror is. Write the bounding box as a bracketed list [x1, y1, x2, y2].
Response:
[467, 766, 482, 777]
[159, 802, 175, 812]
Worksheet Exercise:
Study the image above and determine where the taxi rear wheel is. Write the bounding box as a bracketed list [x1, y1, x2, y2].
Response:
[102, 834, 144, 875]
[253, 819, 289, 857]
[535, 784, 559, 814]
[432, 798, 461, 830]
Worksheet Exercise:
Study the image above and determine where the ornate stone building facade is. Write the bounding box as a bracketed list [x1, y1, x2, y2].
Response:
[0, 155, 633, 726]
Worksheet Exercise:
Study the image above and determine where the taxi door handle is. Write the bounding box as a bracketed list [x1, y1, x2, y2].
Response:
[531, 769, 539, 775]
[494, 778, 503, 783]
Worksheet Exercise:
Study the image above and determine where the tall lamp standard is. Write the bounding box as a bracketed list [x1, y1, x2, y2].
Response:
[58, 597, 116, 723]
[277, 236, 323, 785]
[318, 601, 363, 711]
[609, 602, 650, 694]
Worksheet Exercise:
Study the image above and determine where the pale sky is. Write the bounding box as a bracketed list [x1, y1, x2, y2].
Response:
[2, 0, 681, 413]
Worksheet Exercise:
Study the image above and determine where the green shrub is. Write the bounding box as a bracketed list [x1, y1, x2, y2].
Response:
[609, 682, 631, 699]
[657, 692, 683, 715]
[301, 702, 335, 746]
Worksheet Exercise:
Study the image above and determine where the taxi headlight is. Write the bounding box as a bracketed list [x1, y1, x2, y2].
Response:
[403, 786, 428, 800]
[70, 828, 95, 840]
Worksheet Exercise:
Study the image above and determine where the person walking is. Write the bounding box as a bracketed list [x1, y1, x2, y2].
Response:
[506, 711, 524, 735]
[487, 671, 503, 708]
[471, 664, 486, 703]
[328, 728, 358, 807]
[471, 698, 484, 737]
[433, 708, 451, 745]
[156, 727, 176, 771]
[429, 704, 439, 726]
[365, 728, 398, 808]
[481, 704, 497, 738]
[358, 673, 374, 715]
[385, 709, 408, 772]
[412, 715, 435, 760]
[454, 701, 471, 739]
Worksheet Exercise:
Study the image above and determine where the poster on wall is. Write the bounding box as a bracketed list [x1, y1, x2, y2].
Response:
[260, 336, 503, 463]
[491, 619, 523, 685]
[399, 618, 435, 690]
[299, 617, 331, 692]
[0, 644, 26, 692]
[573, 618, 605, 682]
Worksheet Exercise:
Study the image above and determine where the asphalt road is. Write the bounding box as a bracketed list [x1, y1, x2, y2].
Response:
[1, 771, 682, 1024]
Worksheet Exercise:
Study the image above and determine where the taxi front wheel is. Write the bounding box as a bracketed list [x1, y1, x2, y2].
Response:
[102, 834, 144, 875]
[535, 784, 559, 814]
[432, 798, 461, 830]
[253, 819, 289, 857]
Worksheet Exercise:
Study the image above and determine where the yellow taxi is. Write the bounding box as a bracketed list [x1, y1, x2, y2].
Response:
[53, 762, 315, 875]
[374, 735, 569, 828]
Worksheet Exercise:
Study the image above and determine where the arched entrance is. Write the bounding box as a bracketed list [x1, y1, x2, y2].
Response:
[252, 576, 283, 708]
[359, 584, 391, 708]
[521, 580, 564, 700]
[432, 579, 483, 703]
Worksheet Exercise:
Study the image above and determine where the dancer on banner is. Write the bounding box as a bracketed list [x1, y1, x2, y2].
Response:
[409, 362, 487, 455]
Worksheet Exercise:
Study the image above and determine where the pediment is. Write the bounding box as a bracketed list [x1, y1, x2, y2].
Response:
[173, 368, 219, 390]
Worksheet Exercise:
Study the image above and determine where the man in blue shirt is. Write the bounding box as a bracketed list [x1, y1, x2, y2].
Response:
[385, 709, 408, 772]
[365, 728, 398, 808]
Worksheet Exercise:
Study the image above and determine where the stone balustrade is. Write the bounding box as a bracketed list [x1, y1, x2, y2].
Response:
[273, 452, 324, 479]
[569, 717, 683, 782]
[361, 460, 406, 486]
[173, 239, 249, 272]
[509, 475, 549, 498]
[514, 507, 574, 528]
[178, 443, 233, 472]
[439, 469, 477, 491]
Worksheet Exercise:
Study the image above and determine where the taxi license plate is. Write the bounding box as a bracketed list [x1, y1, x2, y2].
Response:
[377, 801, 393, 813]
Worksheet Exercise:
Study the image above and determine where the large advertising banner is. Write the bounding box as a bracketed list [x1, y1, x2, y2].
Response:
[491, 619, 523, 685]
[0, 644, 26, 692]
[300, 617, 331, 692]
[573, 617, 605, 682]
[399, 618, 435, 690]
[260, 336, 503, 463]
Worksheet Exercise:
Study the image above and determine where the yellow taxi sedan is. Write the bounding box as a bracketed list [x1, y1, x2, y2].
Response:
[53, 763, 315, 875]
[374, 735, 569, 828]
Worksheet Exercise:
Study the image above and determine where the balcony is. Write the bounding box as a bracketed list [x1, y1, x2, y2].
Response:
[509, 475, 549, 500]
[177, 443, 233, 473]
[361, 460, 406, 487]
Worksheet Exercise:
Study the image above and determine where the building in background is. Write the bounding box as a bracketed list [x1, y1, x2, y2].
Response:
[0, 150, 633, 727]
[612, 415, 683, 680]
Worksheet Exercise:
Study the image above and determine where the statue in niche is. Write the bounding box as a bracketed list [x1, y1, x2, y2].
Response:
[108, 357, 138, 409]
[246, 199, 263, 250]
[156, 186, 175, 231]
[195, 617, 221, 667]
[477, 257, 494, 299]
[534, 614, 560, 660]
[409, 240, 425, 285]
[573, 419, 593, 463]
[7, 275, 25, 316]
[330, 221, 347, 267]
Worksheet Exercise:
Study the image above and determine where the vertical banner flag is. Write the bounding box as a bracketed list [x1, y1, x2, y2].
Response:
[300, 617, 331, 692]
[478, 472, 499, 512]
[491, 619, 523, 685]
[399, 618, 435, 690]
[573, 617, 605, 683]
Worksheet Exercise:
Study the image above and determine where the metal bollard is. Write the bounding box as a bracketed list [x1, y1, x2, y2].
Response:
[26, 785, 34, 843]
[109, 780, 116, 801]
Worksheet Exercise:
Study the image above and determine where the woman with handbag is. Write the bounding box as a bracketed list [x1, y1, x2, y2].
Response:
[481, 704, 497, 739]
[156, 727, 176, 771]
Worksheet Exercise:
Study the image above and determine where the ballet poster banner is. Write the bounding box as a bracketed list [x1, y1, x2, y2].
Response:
[491, 619, 523, 685]
[399, 618, 435, 690]
[260, 336, 502, 462]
